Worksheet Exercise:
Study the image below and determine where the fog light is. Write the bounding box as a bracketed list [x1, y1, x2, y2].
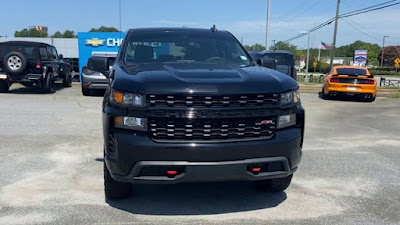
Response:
[277, 114, 296, 129]
[114, 116, 146, 131]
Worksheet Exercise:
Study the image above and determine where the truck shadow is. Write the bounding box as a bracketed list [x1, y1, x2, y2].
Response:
[107, 182, 287, 215]
[318, 92, 373, 103]
[8, 83, 65, 94]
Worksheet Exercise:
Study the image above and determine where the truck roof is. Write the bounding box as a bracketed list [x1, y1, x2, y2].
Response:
[126, 27, 230, 35]
[0, 41, 53, 47]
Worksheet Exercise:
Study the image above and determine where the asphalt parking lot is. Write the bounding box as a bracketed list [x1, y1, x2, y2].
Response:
[0, 84, 399, 225]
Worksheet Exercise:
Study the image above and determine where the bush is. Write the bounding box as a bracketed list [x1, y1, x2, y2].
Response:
[306, 61, 341, 74]
[369, 70, 398, 76]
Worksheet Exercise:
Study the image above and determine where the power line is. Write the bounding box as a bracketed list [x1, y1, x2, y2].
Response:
[341, 17, 400, 45]
[270, 0, 323, 31]
[340, 18, 381, 41]
[283, 0, 400, 42]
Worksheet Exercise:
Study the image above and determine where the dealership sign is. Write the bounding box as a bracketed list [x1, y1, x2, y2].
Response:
[354, 50, 368, 66]
[78, 32, 125, 81]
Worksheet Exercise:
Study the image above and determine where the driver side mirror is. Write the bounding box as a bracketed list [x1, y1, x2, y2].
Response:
[58, 54, 63, 59]
[87, 56, 116, 77]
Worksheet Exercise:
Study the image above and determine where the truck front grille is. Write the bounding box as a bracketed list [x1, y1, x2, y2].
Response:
[149, 117, 276, 142]
[148, 94, 279, 108]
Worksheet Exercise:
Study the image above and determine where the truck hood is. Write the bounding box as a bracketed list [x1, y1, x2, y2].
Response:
[112, 64, 298, 94]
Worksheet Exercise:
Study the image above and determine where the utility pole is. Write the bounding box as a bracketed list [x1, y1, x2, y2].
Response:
[330, 0, 340, 70]
[119, 0, 122, 33]
[381, 36, 388, 67]
[272, 40, 277, 50]
[301, 31, 311, 82]
[265, 0, 271, 50]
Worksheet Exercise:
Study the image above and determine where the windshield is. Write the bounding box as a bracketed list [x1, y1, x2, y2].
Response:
[336, 68, 367, 76]
[122, 31, 252, 67]
[262, 53, 293, 75]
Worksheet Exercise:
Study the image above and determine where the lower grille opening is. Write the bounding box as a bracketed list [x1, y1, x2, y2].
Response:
[139, 166, 185, 177]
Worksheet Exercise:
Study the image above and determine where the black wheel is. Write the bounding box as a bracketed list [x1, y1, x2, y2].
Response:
[42, 72, 56, 93]
[81, 86, 93, 96]
[0, 79, 10, 93]
[321, 88, 328, 100]
[3, 52, 27, 74]
[254, 175, 293, 192]
[104, 161, 131, 200]
[63, 70, 72, 87]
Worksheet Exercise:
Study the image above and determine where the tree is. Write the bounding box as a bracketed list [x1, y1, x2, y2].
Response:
[14, 28, 47, 37]
[270, 41, 297, 52]
[89, 26, 119, 32]
[62, 30, 77, 38]
[335, 40, 381, 66]
[51, 31, 63, 38]
[243, 43, 266, 51]
[51, 30, 77, 38]
[379, 46, 400, 66]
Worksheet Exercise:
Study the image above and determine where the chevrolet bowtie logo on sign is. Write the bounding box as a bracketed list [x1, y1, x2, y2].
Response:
[85, 38, 105, 47]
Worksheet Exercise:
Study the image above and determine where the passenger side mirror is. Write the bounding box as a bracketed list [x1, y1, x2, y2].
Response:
[58, 54, 63, 59]
[256, 59, 263, 66]
[87, 56, 116, 77]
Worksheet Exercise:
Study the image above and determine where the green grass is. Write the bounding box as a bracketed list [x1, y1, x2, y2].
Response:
[389, 93, 400, 98]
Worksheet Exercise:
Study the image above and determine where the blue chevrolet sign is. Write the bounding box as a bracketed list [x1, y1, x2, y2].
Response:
[78, 32, 125, 81]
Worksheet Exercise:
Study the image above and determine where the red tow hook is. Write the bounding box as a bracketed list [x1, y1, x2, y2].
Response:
[250, 167, 261, 174]
[166, 170, 178, 178]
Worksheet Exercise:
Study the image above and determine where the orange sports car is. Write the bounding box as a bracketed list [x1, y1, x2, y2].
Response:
[322, 66, 377, 102]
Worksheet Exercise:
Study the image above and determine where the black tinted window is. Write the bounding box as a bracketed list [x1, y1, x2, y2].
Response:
[262, 53, 293, 75]
[47, 47, 54, 59]
[336, 68, 367, 75]
[123, 31, 251, 67]
[0, 46, 37, 59]
[39, 47, 48, 59]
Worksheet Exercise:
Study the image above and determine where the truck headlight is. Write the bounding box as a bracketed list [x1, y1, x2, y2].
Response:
[111, 90, 145, 107]
[277, 114, 296, 129]
[114, 116, 147, 131]
[280, 89, 300, 105]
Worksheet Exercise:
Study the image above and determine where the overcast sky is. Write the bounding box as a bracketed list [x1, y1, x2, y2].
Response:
[1, 0, 400, 49]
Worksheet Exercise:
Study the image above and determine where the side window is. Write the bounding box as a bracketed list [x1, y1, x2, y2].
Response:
[47, 47, 54, 60]
[51, 48, 58, 59]
[39, 47, 48, 59]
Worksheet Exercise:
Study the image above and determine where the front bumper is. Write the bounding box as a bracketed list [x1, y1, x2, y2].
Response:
[82, 73, 108, 90]
[105, 128, 303, 184]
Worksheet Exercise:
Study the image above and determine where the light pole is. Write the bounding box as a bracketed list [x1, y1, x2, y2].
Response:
[330, 0, 341, 70]
[301, 31, 311, 82]
[266, 0, 271, 50]
[381, 36, 388, 67]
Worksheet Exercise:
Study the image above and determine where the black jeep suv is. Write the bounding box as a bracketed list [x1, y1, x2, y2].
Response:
[0, 41, 72, 93]
[88, 28, 305, 200]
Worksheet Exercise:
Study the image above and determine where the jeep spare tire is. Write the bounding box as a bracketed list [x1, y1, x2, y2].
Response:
[3, 52, 27, 74]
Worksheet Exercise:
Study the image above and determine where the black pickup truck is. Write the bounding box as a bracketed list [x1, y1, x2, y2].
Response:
[0, 41, 72, 93]
[88, 27, 305, 200]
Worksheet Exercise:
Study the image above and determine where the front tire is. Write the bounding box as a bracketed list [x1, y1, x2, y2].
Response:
[63, 70, 72, 87]
[104, 161, 132, 200]
[254, 175, 293, 192]
[42, 72, 56, 93]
